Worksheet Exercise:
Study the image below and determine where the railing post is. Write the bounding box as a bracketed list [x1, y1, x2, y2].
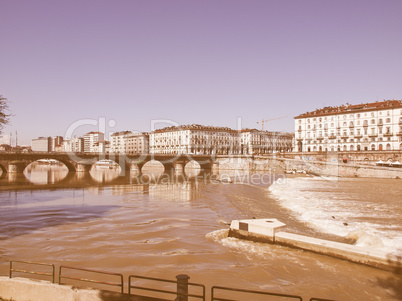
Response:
[175, 274, 190, 301]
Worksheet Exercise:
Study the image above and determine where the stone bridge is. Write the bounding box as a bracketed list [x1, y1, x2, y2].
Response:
[0, 152, 219, 176]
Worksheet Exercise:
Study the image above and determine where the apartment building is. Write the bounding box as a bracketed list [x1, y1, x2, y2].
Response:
[93, 140, 110, 154]
[149, 124, 241, 155]
[31, 137, 51, 152]
[110, 131, 132, 154]
[294, 100, 402, 152]
[84, 132, 105, 153]
[149, 124, 292, 155]
[241, 129, 293, 154]
[51, 136, 64, 152]
[125, 132, 149, 154]
[62, 137, 84, 153]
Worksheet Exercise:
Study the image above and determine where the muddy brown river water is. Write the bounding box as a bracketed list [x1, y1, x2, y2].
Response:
[0, 166, 401, 300]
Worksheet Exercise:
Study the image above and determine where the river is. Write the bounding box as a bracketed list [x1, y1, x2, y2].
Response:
[0, 165, 401, 300]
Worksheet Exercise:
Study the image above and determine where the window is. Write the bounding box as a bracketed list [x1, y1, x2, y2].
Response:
[371, 119, 376, 124]
[386, 118, 391, 123]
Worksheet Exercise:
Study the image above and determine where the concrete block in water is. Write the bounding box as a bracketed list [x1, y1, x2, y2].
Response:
[229, 218, 286, 243]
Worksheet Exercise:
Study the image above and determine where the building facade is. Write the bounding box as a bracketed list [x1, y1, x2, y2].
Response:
[62, 137, 85, 153]
[241, 130, 293, 154]
[93, 140, 110, 154]
[294, 100, 402, 152]
[125, 132, 149, 154]
[31, 137, 51, 152]
[150, 124, 241, 155]
[84, 132, 105, 153]
[110, 131, 132, 154]
[150, 124, 292, 155]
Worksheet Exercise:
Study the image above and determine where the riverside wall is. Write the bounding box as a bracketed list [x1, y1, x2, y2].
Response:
[215, 153, 402, 179]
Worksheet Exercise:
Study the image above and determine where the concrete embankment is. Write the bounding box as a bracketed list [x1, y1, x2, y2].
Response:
[214, 155, 402, 178]
[0, 277, 161, 301]
[229, 219, 401, 272]
[278, 158, 402, 178]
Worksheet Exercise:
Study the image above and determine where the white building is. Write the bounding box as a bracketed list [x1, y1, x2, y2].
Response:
[150, 125, 238, 155]
[241, 129, 293, 154]
[93, 140, 110, 154]
[294, 100, 402, 152]
[126, 132, 149, 154]
[62, 137, 84, 153]
[84, 132, 105, 153]
[31, 137, 51, 152]
[110, 131, 132, 154]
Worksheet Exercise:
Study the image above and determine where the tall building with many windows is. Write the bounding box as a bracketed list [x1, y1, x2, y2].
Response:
[84, 132, 105, 153]
[62, 137, 84, 153]
[110, 131, 132, 154]
[294, 100, 402, 152]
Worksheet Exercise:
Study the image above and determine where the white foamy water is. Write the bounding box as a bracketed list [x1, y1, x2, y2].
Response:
[268, 176, 402, 255]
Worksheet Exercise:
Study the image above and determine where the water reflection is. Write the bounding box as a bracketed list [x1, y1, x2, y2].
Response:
[90, 166, 122, 183]
[24, 162, 69, 184]
[142, 160, 165, 177]
[184, 160, 201, 178]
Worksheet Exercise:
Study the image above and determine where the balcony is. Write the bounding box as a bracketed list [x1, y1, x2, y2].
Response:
[317, 137, 324, 141]
[329, 135, 336, 139]
[383, 132, 393, 137]
[354, 134, 363, 138]
[397, 132, 402, 136]
[368, 133, 378, 137]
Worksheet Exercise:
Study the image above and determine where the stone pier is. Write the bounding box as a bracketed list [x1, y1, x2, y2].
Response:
[229, 218, 401, 271]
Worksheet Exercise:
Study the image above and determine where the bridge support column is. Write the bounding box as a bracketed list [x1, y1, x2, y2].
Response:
[76, 163, 92, 172]
[8, 162, 27, 173]
[130, 163, 141, 177]
[174, 162, 184, 177]
[211, 162, 219, 175]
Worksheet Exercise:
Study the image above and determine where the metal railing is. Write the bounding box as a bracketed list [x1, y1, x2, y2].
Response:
[58, 265, 124, 293]
[129, 274, 205, 301]
[211, 286, 303, 301]
[9, 260, 55, 283]
[6, 260, 336, 301]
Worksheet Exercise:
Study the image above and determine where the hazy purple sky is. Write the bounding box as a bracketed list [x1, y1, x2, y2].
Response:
[1, 0, 401, 145]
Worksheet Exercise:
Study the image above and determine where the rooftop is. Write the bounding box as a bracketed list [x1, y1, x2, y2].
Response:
[295, 100, 402, 119]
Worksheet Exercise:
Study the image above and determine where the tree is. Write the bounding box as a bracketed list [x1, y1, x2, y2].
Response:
[0, 95, 11, 134]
